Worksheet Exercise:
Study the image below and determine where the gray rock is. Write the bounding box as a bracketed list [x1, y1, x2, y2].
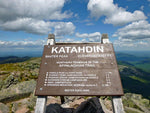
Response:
[123, 93, 150, 113]
[0, 103, 9, 113]
[0, 80, 36, 103]
[27, 94, 37, 111]
[2, 75, 18, 89]
[0, 79, 3, 90]
[64, 96, 84, 103]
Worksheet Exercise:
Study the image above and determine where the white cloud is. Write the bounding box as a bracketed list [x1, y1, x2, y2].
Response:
[57, 38, 75, 43]
[57, 38, 87, 43]
[0, 0, 74, 35]
[113, 20, 150, 40]
[76, 32, 101, 42]
[113, 20, 150, 51]
[113, 37, 150, 51]
[104, 10, 146, 26]
[0, 18, 51, 35]
[51, 22, 76, 36]
[137, 41, 148, 46]
[0, 0, 71, 22]
[0, 39, 46, 48]
[76, 32, 101, 38]
[88, 0, 116, 19]
[76, 33, 89, 38]
[0, 18, 75, 35]
[87, 0, 147, 26]
[57, 32, 101, 43]
[81, 39, 87, 42]
[65, 38, 75, 42]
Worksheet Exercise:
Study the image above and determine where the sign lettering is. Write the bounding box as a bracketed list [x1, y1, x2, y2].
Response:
[51, 45, 104, 54]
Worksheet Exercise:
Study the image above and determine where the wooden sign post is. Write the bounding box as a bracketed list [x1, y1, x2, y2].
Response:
[101, 34, 124, 113]
[35, 34, 125, 113]
[35, 34, 55, 113]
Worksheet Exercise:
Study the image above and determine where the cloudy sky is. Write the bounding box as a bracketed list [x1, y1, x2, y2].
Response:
[0, 0, 150, 55]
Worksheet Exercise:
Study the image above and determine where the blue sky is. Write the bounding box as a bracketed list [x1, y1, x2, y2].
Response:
[0, 0, 150, 56]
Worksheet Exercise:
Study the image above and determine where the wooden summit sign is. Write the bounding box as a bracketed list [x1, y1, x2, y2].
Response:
[35, 43, 124, 96]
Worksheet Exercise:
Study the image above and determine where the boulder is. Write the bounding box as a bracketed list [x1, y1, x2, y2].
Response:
[61, 96, 85, 109]
[0, 103, 9, 113]
[123, 93, 150, 113]
[69, 98, 85, 109]
[0, 80, 36, 103]
[2, 75, 18, 89]
[46, 96, 61, 105]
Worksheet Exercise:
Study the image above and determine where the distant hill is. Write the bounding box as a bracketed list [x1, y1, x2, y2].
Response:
[0, 56, 31, 64]
[117, 53, 150, 99]
[115, 52, 148, 62]
[118, 63, 150, 99]
[116, 52, 150, 73]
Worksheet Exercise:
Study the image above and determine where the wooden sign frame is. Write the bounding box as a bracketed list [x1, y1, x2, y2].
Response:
[35, 34, 125, 113]
[35, 43, 123, 96]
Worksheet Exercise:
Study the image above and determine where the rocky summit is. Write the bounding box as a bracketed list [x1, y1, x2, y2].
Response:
[0, 57, 150, 113]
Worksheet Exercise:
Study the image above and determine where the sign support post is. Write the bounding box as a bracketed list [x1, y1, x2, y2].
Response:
[112, 96, 125, 113]
[35, 96, 47, 113]
[101, 34, 125, 113]
[35, 34, 55, 113]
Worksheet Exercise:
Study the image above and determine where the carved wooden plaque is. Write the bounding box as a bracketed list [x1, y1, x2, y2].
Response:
[35, 43, 124, 96]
